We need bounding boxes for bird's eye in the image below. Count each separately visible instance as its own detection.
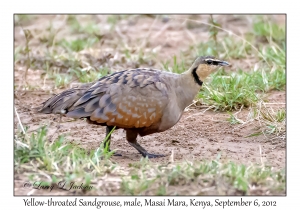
[206,60,212,65]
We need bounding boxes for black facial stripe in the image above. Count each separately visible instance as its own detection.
[192,67,203,86]
[205,59,221,66]
[212,61,219,65]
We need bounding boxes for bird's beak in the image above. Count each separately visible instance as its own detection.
[219,61,230,66]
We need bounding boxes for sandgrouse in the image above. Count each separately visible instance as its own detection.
[37,56,229,158]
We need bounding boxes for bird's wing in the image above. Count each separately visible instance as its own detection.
[66,69,169,128]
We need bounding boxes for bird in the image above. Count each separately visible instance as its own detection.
[37,56,229,158]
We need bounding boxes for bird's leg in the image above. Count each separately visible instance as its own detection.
[104,126,122,156]
[126,130,165,158]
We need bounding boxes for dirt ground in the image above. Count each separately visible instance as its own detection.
[14,15,286,195]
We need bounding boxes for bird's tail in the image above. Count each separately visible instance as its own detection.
[36,82,94,115]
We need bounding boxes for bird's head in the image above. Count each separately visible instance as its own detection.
[189,55,230,86]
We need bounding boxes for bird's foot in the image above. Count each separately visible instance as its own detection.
[127,141,165,158]
[142,152,165,158]
[112,152,122,157]
[108,149,122,156]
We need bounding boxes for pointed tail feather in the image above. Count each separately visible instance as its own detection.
[36,82,94,116]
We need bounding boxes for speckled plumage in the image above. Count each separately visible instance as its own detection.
[37,56,229,158]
